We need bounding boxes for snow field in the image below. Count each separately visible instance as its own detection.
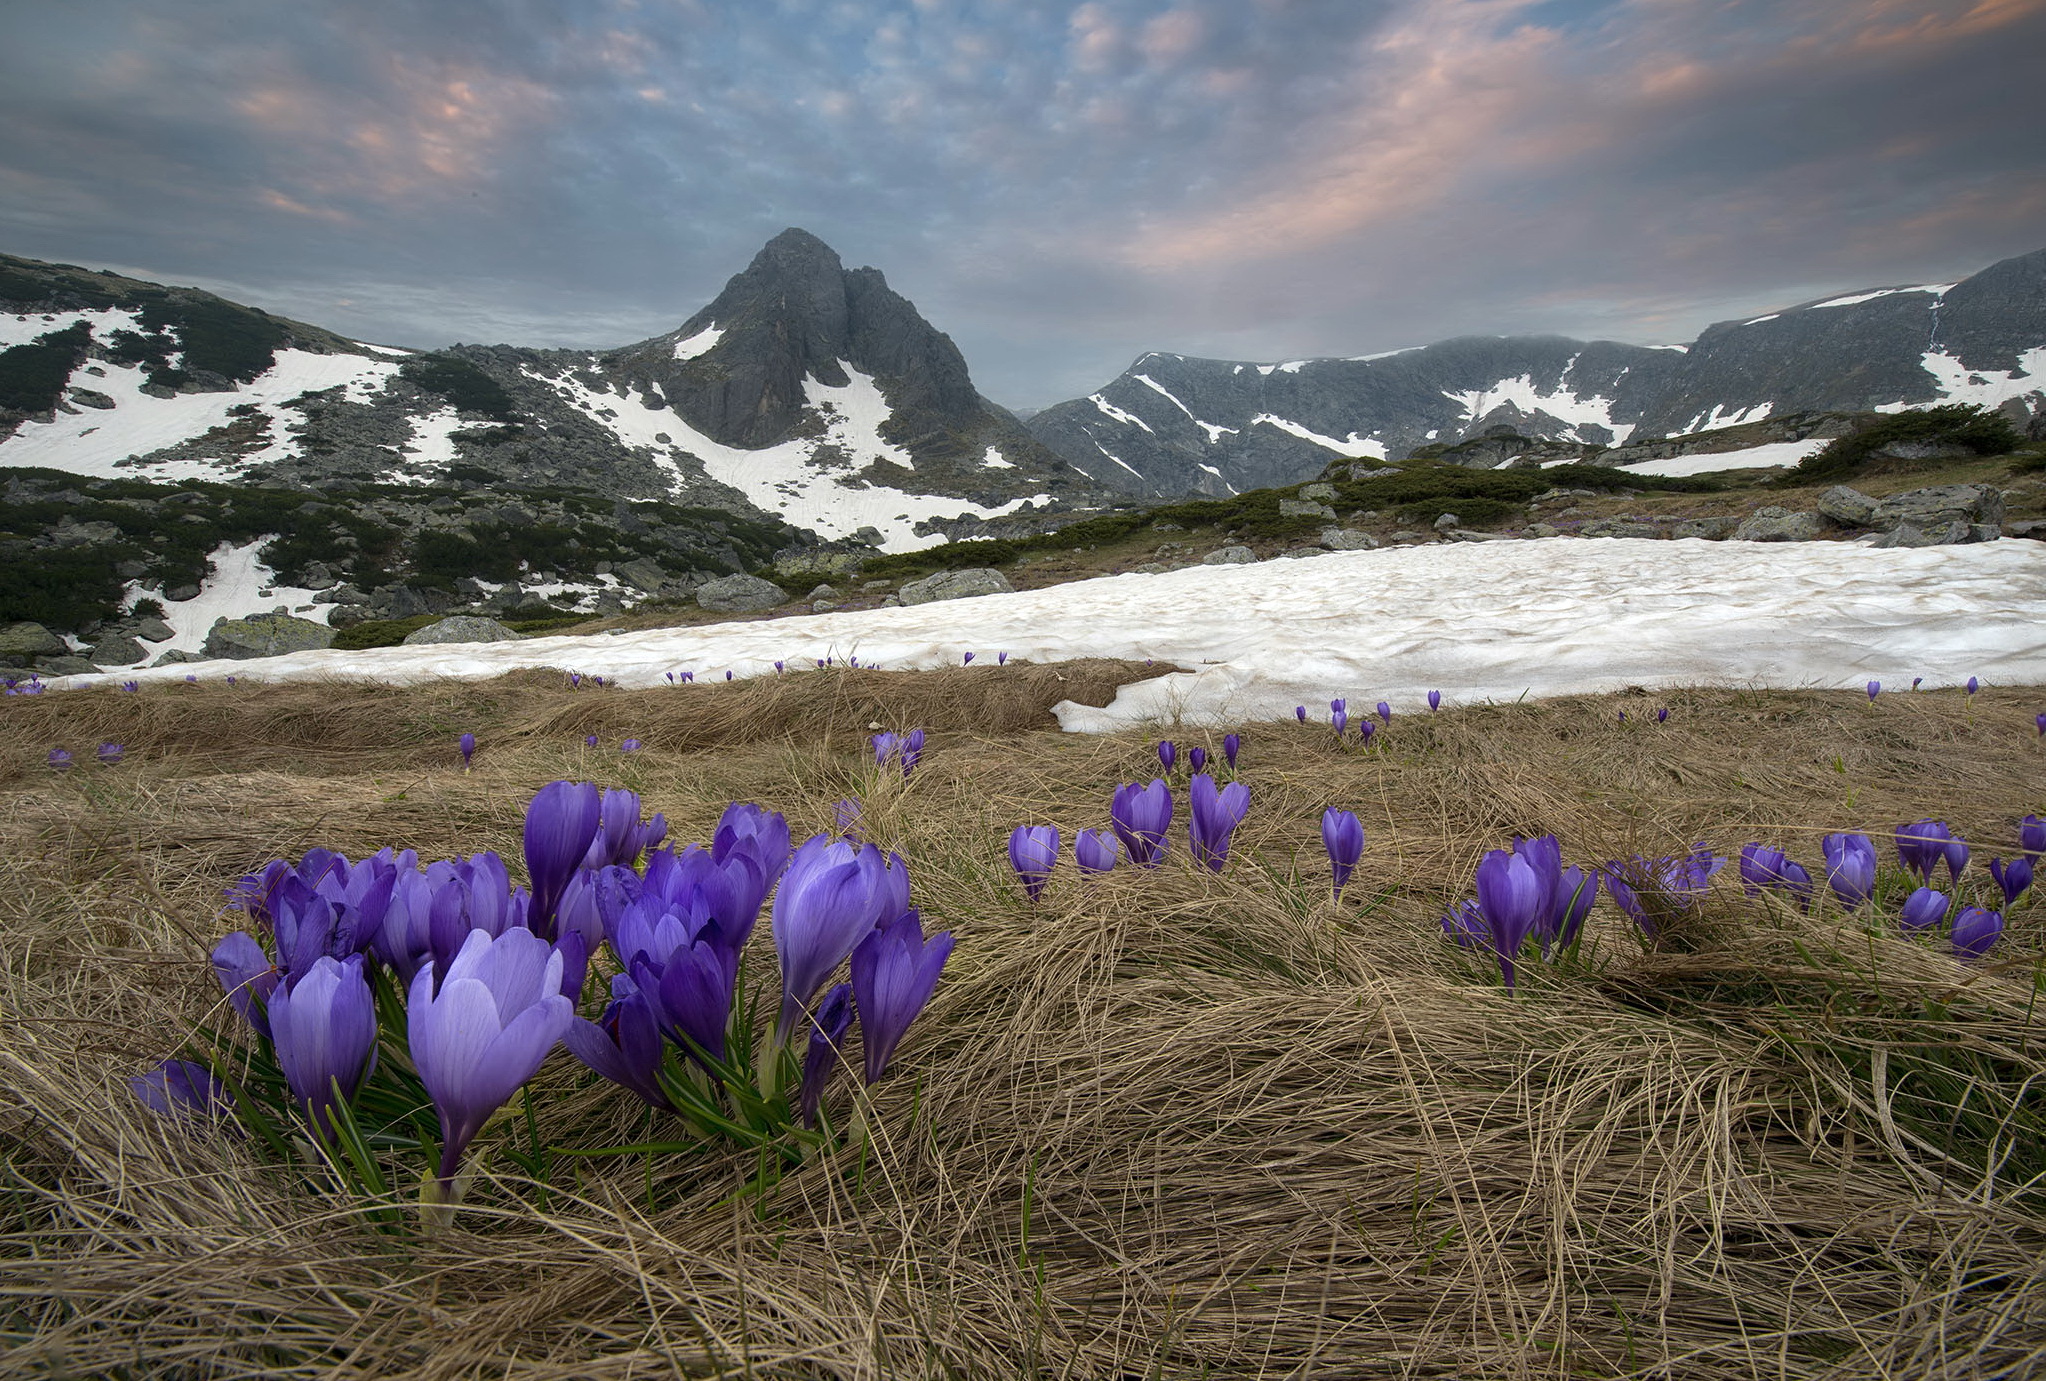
[126,539,336,657]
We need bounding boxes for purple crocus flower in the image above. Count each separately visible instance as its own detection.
[1428,690,1441,711]
[1295,706,1307,723]
[96,742,123,766]
[998,651,1008,665]
[1900,887,1949,932]
[834,798,864,840]
[1656,708,1669,724]
[1376,701,1392,725]
[584,734,599,749]
[1966,676,1979,695]
[269,953,377,1138]
[562,972,674,1111]
[1441,899,1490,948]
[1866,681,1880,700]
[850,909,954,1085]
[2036,713,2046,737]
[962,651,974,665]
[1988,857,2032,907]
[458,732,475,768]
[1896,819,1967,884]
[1822,833,1877,910]
[771,835,908,1044]
[524,781,602,940]
[1074,828,1119,874]
[775,661,785,673]
[211,931,280,1039]
[1331,707,1348,738]
[1109,779,1173,867]
[1357,720,1376,745]
[871,732,901,769]
[48,748,71,770]
[582,787,669,871]
[409,927,573,1193]
[621,738,643,752]
[1188,745,1207,774]
[1474,849,1547,989]
[130,1058,234,1120]
[1188,774,1250,871]
[1554,865,1598,947]
[1223,733,1240,769]
[798,982,855,1127]
[122,680,139,692]
[2020,815,2045,861]
[1157,740,1177,773]
[1009,825,1059,901]
[1739,843,1791,896]
[724,670,733,681]
[1951,907,2003,960]
[1322,808,1364,898]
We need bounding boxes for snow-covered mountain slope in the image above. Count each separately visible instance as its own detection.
[62,538,2046,731]
[1029,248,2046,497]
[0,236,1102,553]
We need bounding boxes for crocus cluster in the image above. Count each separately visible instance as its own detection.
[871,729,926,778]
[1443,835,1599,989]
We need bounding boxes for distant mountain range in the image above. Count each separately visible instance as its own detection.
[1025,247,2046,496]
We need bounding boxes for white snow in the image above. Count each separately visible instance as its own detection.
[1351,346,1423,362]
[1090,394,1153,432]
[388,406,467,482]
[671,325,723,361]
[1088,437,1145,479]
[125,538,335,658]
[1195,421,1239,443]
[1741,314,1781,327]
[1194,463,1237,494]
[980,446,1015,470]
[66,541,2046,734]
[1875,348,2046,413]
[1132,373,1197,420]
[1276,361,1309,374]
[1806,284,1956,312]
[1597,438,1829,477]
[0,347,401,480]
[1,307,146,349]
[354,341,415,357]
[1648,344,1690,353]
[1440,366,1636,444]
[524,361,1045,552]
[1251,414,1387,459]
[1676,402,1774,435]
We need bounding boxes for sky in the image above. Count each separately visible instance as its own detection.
[2,0,2042,411]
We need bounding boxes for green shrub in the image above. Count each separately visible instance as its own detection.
[0,322,92,413]
[137,295,289,384]
[1396,496,1519,528]
[401,355,519,421]
[1793,405,2021,481]
[330,614,443,651]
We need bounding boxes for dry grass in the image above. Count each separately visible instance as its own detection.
[3,668,2044,1378]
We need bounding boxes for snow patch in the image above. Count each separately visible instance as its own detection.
[1195,463,1238,494]
[1741,314,1780,327]
[1351,346,1422,362]
[1132,373,1196,419]
[354,341,414,357]
[124,538,335,658]
[1091,393,1154,432]
[1195,421,1238,443]
[1,307,146,349]
[1806,284,1956,311]
[1676,402,1773,435]
[1876,348,2046,412]
[1440,366,1635,444]
[1250,415,1386,458]
[1610,438,1828,478]
[980,446,1015,470]
[671,324,723,361]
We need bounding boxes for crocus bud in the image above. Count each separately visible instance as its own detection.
[1109,780,1173,867]
[1428,690,1441,711]
[1322,808,1363,898]
[962,651,974,665]
[1187,746,1206,774]
[2021,815,2045,861]
[271,954,376,1138]
[1295,706,1307,723]
[1376,701,1391,724]
[851,910,953,1085]
[1474,850,1545,990]
[1822,832,1876,910]
[458,732,475,768]
[1900,887,1948,932]
[1074,828,1119,874]
[1965,676,1979,694]
[1866,681,1880,700]
[1988,857,2032,907]
[1008,825,1059,901]
[1223,732,1240,768]
[1157,741,1177,773]
[1951,907,2003,961]
[1188,774,1250,871]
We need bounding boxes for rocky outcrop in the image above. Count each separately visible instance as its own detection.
[402,616,523,645]
[1733,508,1824,542]
[897,568,1014,605]
[202,613,336,659]
[695,573,788,613]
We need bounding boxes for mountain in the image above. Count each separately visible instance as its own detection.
[0,231,1098,552]
[1027,247,2046,497]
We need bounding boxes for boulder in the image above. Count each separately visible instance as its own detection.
[1279,499,1337,519]
[1579,519,1662,540]
[149,648,200,667]
[36,655,98,676]
[402,616,523,646]
[1345,464,1401,481]
[132,616,175,642]
[1319,528,1379,551]
[1433,512,1460,531]
[897,568,1014,606]
[614,557,671,594]
[1275,547,1327,559]
[1816,485,1880,528]
[1733,507,1823,542]
[1202,545,1256,565]
[1446,529,1514,542]
[313,583,370,606]
[1872,439,1972,462]
[0,622,67,662]
[1297,482,1337,501]
[1522,523,1562,539]
[695,573,789,613]
[812,600,840,612]
[1672,516,1738,540]
[1869,520,1987,549]
[2010,518,2046,541]
[164,584,201,602]
[202,614,337,660]
[1871,484,2005,532]
[87,636,147,666]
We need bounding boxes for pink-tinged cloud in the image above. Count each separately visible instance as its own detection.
[1138,8,1205,64]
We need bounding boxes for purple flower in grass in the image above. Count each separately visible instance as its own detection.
[775,661,785,673]
[1988,857,2032,908]
[1618,710,1626,723]
[799,982,856,1127]
[1428,690,1441,712]
[1188,774,1250,871]
[1074,828,1119,874]
[270,954,377,1139]
[1866,681,1880,700]
[834,798,864,840]
[1223,733,1240,769]
[1376,701,1392,725]
[409,928,573,1193]
[725,670,733,681]
[211,931,280,1039]
[1295,706,1307,724]
[2036,714,2045,737]
[584,734,599,749]
[131,1059,234,1121]
[1553,865,1599,948]
[851,909,953,1085]
[634,932,735,1067]
[1331,707,1348,738]
[998,651,1008,665]
[524,781,602,940]
[962,651,974,665]
[772,836,908,1045]
[563,973,673,1111]
[1109,779,1173,867]
[1188,746,1207,774]
[582,787,668,871]
[1358,720,1376,745]
[1009,825,1059,901]
[1896,819,1966,884]
[621,738,643,753]
[1441,899,1490,948]
[1900,887,1949,932]
[1740,843,1802,900]
[1966,676,1980,695]
[122,680,139,692]
[2020,815,2045,862]
[1322,809,1363,898]
[1157,740,1177,773]
[1656,708,1669,724]
[1474,849,1547,989]
[458,732,475,767]
[96,742,123,766]
[48,749,71,770]
[1822,833,1877,910]
[1951,908,2003,960]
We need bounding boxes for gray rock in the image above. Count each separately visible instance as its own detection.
[1297,482,1337,501]
[1319,527,1379,551]
[1346,466,1400,481]
[87,636,147,666]
[880,594,900,607]
[0,622,67,661]
[696,573,790,613]
[367,585,440,620]
[1872,439,1972,462]
[314,583,369,606]
[1733,507,1824,542]
[1672,516,1738,540]
[862,579,893,592]
[201,614,337,660]
[2010,518,2046,540]
[36,655,99,676]
[1579,518,1663,540]
[1275,547,1327,559]
[898,567,1014,606]
[615,557,671,594]
[1870,520,1968,548]
[402,616,523,646]
[1279,499,1337,519]
[806,584,840,601]
[1202,545,1257,565]
[1816,485,1879,528]
[812,599,840,612]
[67,388,116,410]
[131,616,175,643]
[164,584,201,602]
[1871,484,2005,532]
[1132,562,1169,574]
[852,526,885,546]
[149,648,200,667]
[1433,512,1461,531]
[1970,524,2003,544]
[1523,523,1562,539]
[1446,529,1514,542]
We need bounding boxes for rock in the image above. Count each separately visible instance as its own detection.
[1319,528,1379,551]
[1816,485,1879,528]
[1202,545,1257,565]
[862,579,893,592]
[36,655,98,676]
[201,613,337,660]
[87,636,147,666]
[131,616,174,643]
[852,526,885,546]
[898,568,1014,606]
[1345,465,1400,481]
[402,616,523,646]
[1871,484,2005,532]
[1672,516,1738,540]
[0,622,67,662]
[163,583,202,602]
[1132,562,1169,574]
[1872,439,1972,462]
[1279,499,1337,519]
[367,585,439,620]
[1733,507,1823,542]
[1433,513,1461,531]
[1446,529,1514,542]
[812,599,840,612]
[149,648,200,667]
[695,573,789,613]
[806,584,840,601]
[1869,520,1969,548]
[1297,482,1337,501]
[1579,519,1662,540]
[2010,518,2046,540]
[1970,524,2003,543]
[67,388,116,410]
[615,557,670,594]
[328,605,377,629]
[1275,547,1327,559]
[1523,523,1561,539]
[314,583,369,606]
[880,594,900,607]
